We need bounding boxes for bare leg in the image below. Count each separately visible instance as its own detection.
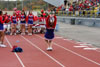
[45,39,49,48]
[49,40,52,48]
[14,24,16,35]
[28,25,30,33]
[1,31,4,44]
[20,24,23,33]
[0,31,7,47]
[30,25,32,33]
[23,25,26,34]
[0,32,2,43]
[11,24,14,35]
[45,39,53,51]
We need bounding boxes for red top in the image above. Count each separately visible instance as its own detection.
[16,10,21,21]
[3,14,10,23]
[26,14,35,22]
[0,15,7,24]
[34,16,38,21]
[20,14,26,21]
[11,15,17,23]
[6,15,11,23]
[46,15,57,29]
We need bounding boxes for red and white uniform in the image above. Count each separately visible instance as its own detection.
[11,15,17,24]
[46,15,57,29]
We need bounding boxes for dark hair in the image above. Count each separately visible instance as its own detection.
[29,11,30,15]
[21,11,26,18]
[48,17,55,27]
[0,10,2,15]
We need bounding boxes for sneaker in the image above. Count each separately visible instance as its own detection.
[0,44,7,48]
[10,33,13,35]
[21,33,25,35]
[47,47,50,51]
[14,33,16,35]
[47,47,53,51]
[28,33,32,36]
[49,47,53,51]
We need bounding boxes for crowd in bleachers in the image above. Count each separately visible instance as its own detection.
[55,0,100,17]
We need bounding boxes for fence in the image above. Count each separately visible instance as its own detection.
[57,16,100,27]
[56,10,100,18]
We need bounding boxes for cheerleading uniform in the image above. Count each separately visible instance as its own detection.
[44,15,57,40]
[0,16,6,31]
[20,14,26,24]
[27,14,34,25]
[11,15,17,24]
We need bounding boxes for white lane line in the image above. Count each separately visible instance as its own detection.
[80,43,92,46]
[84,48,98,50]
[36,35,100,66]
[55,37,63,39]
[63,38,100,53]
[74,45,88,48]
[21,36,65,67]
[5,36,25,67]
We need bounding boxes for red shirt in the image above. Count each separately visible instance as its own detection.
[27,14,35,22]
[34,16,38,21]
[11,15,17,23]
[6,15,11,23]
[46,15,57,29]
[20,14,26,21]
[0,15,6,24]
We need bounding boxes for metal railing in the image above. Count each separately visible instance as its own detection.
[55,10,100,18]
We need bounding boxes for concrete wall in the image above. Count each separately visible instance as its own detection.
[57,16,100,27]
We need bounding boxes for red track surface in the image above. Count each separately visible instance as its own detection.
[0,34,100,67]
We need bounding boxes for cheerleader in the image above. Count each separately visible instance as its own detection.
[20,11,26,35]
[3,12,9,34]
[44,12,57,51]
[0,10,7,47]
[4,14,11,34]
[27,11,35,35]
[11,12,17,35]
[40,10,46,33]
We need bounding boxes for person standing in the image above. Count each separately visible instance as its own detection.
[44,11,57,51]
[0,10,7,47]
[27,11,35,35]
[11,12,17,35]
[20,11,26,35]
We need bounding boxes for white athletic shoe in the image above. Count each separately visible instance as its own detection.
[47,47,53,51]
[10,33,13,35]
[28,33,32,36]
[47,47,50,51]
[49,47,53,51]
[21,33,25,35]
[0,44,7,48]
[14,33,16,35]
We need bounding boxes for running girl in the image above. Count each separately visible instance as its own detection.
[44,12,57,51]
[0,10,8,47]
[11,12,17,35]
[27,11,35,35]
[20,11,26,35]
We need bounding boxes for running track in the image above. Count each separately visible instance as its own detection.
[0,34,100,67]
